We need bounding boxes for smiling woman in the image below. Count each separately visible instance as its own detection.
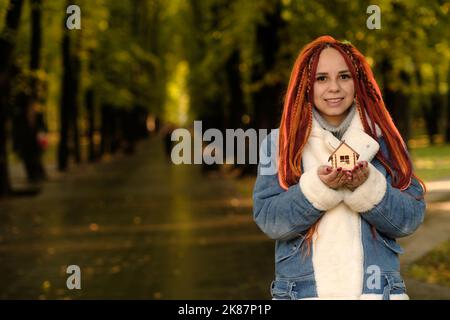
[252,35,426,300]
[313,47,355,126]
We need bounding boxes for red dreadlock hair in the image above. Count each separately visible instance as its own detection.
[278,35,425,253]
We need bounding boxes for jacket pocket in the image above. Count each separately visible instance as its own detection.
[275,235,305,263]
[376,231,404,255]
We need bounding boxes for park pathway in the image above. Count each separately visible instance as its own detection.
[0,138,272,299]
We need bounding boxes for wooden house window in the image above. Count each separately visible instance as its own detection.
[340,155,350,164]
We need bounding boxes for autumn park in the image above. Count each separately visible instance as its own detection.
[0,0,449,300]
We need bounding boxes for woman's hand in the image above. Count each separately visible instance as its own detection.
[318,165,348,190]
[345,161,369,191]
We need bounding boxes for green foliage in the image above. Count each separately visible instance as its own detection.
[3,0,449,131]
[164,60,189,125]
[0,0,11,31]
[406,240,450,287]
[90,0,166,113]
[172,0,448,127]
[6,0,168,132]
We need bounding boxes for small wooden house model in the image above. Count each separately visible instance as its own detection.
[328,140,360,170]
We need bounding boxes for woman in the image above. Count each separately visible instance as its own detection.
[253,35,425,300]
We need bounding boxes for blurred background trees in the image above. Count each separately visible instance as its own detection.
[0,0,448,197]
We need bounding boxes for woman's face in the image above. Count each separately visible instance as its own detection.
[313,47,355,126]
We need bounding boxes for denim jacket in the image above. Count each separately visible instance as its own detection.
[253,129,425,300]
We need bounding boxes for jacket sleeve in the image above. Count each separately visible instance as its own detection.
[252,131,343,240]
[343,140,426,238]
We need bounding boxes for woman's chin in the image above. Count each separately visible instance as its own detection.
[322,108,348,117]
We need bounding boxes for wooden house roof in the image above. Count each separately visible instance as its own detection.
[327,140,360,161]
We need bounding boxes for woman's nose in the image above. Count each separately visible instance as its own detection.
[328,80,340,92]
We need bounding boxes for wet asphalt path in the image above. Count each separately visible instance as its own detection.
[0,138,273,299]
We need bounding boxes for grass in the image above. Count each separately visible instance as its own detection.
[409,142,450,182]
[406,240,450,287]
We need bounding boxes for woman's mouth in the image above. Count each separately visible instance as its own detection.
[324,97,344,106]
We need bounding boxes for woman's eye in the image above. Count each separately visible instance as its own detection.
[340,74,351,80]
[316,76,326,82]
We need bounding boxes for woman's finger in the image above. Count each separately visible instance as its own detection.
[344,171,353,185]
[324,168,340,188]
[361,165,370,182]
[336,169,348,186]
[318,167,340,189]
[318,165,332,176]
[327,167,340,180]
[354,163,364,183]
[358,162,370,181]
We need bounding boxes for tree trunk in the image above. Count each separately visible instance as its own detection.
[30,0,41,70]
[86,89,96,162]
[244,0,284,176]
[71,33,82,164]
[422,72,442,145]
[100,104,118,156]
[225,49,245,128]
[59,4,82,170]
[85,51,97,162]
[251,0,284,130]
[110,108,121,154]
[19,0,46,182]
[71,70,81,164]
[100,105,108,156]
[58,31,71,171]
[380,58,411,146]
[446,68,450,143]
[0,0,24,197]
